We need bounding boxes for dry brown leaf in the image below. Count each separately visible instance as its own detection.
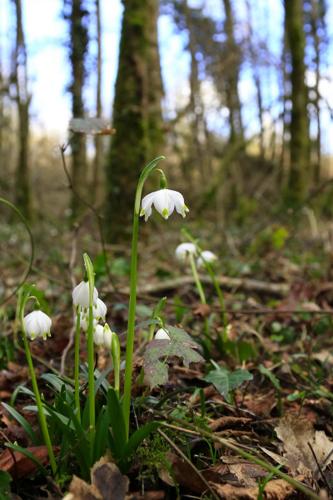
[0,446,52,477]
[68,457,129,500]
[275,415,333,477]
[193,303,211,317]
[211,479,294,499]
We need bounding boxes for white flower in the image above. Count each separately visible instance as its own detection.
[72,281,98,308]
[140,189,189,221]
[23,310,52,341]
[80,312,98,332]
[155,328,170,340]
[93,324,105,346]
[197,250,218,269]
[175,242,197,263]
[102,324,116,349]
[93,298,107,321]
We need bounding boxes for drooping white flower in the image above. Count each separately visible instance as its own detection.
[155,328,170,340]
[23,310,52,341]
[72,281,98,308]
[80,312,98,332]
[197,250,218,269]
[140,189,189,222]
[93,324,105,346]
[93,298,107,321]
[102,323,116,349]
[175,242,197,263]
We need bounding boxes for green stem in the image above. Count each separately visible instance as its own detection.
[83,254,96,458]
[123,213,139,439]
[189,253,206,304]
[123,155,165,440]
[74,308,81,422]
[20,310,57,475]
[111,333,121,396]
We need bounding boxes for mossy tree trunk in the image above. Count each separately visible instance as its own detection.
[284,0,309,205]
[222,0,243,144]
[12,0,31,220]
[106,0,164,240]
[64,0,89,218]
[92,0,102,203]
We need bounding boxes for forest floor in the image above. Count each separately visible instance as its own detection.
[1,212,333,499]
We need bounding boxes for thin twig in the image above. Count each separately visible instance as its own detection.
[59,143,117,291]
[157,429,219,500]
[308,441,332,494]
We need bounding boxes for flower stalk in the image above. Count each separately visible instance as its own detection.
[123,155,166,439]
[83,253,96,456]
[74,308,81,422]
[18,292,57,475]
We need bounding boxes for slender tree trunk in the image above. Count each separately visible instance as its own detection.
[92,0,102,203]
[184,0,206,181]
[310,0,321,183]
[284,0,309,205]
[222,0,243,144]
[66,0,88,218]
[245,0,264,157]
[106,0,164,240]
[12,0,31,219]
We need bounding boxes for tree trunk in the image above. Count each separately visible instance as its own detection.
[106,0,164,240]
[92,0,102,203]
[284,0,309,205]
[222,0,243,144]
[66,0,88,218]
[12,0,31,220]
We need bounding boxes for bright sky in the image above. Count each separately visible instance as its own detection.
[1,0,332,152]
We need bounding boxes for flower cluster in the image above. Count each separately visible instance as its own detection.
[175,242,217,269]
[72,281,117,349]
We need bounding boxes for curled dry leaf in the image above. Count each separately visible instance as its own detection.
[275,415,333,478]
[0,446,51,478]
[67,457,129,500]
[211,479,294,500]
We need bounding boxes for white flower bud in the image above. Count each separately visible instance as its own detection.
[72,281,98,308]
[93,324,105,346]
[175,242,197,263]
[23,310,52,341]
[155,328,170,340]
[197,250,218,269]
[140,189,189,221]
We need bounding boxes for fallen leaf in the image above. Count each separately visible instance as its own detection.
[0,446,51,477]
[211,479,294,499]
[68,457,129,500]
[275,415,333,477]
[193,303,211,317]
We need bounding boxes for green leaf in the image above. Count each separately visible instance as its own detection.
[93,406,109,461]
[107,388,127,460]
[143,325,204,388]
[204,362,253,402]
[0,470,11,497]
[2,403,38,445]
[124,421,159,458]
[259,364,281,392]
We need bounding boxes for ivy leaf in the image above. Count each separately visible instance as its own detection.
[143,326,203,388]
[204,361,253,402]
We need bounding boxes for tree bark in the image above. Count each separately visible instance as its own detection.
[222,0,243,144]
[12,0,31,220]
[106,0,164,241]
[66,0,89,218]
[92,0,102,203]
[284,0,309,205]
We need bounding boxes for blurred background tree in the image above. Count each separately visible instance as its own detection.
[0,0,332,232]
